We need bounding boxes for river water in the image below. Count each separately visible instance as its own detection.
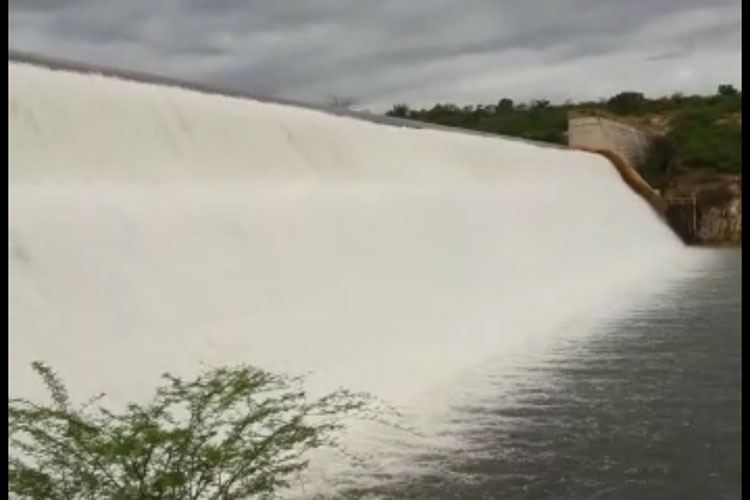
[352,249,741,500]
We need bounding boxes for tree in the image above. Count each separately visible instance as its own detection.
[530,99,550,110]
[718,84,739,96]
[9,361,392,500]
[670,92,686,105]
[496,98,514,113]
[606,91,646,115]
[388,103,411,118]
[327,96,357,109]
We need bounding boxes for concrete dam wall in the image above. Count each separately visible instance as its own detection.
[568,115,654,169]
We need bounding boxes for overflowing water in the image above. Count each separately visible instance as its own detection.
[8,61,719,496]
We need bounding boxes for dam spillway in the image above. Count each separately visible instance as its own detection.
[7,57,700,493]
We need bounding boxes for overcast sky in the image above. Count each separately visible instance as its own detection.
[8,0,742,111]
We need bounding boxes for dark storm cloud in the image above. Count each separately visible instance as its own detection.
[8,0,742,109]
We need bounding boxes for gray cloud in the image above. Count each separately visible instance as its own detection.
[647,50,692,62]
[9,0,742,110]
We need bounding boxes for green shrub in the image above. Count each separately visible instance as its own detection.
[668,110,741,173]
[9,362,390,500]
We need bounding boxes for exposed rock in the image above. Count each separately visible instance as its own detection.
[665,176,741,245]
[697,198,742,245]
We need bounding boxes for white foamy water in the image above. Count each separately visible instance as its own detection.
[8,61,705,495]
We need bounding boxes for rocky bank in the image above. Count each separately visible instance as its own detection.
[666,177,742,246]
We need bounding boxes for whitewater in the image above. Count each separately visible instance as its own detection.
[8,60,709,495]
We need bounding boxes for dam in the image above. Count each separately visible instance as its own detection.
[8,57,738,498]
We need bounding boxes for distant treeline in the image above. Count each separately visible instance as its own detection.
[386,85,742,175]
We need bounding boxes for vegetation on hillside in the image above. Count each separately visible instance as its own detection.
[386,85,742,179]
[9,361,392,500]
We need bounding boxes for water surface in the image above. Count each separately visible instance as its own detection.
[358,249,741,500]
